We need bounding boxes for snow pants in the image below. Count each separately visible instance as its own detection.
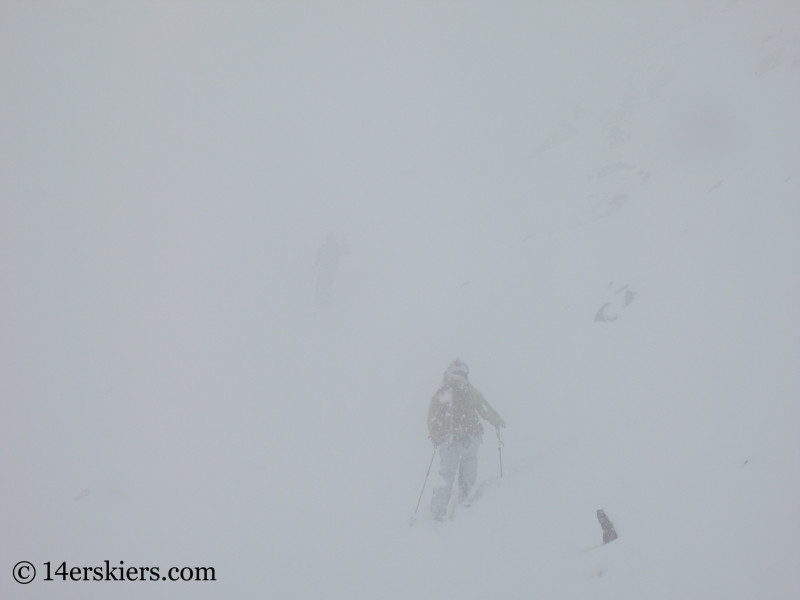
[431,437,481,519]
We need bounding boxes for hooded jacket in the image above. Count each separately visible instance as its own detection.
[427,372,505,445]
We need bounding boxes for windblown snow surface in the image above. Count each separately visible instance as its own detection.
[2,2,799,599]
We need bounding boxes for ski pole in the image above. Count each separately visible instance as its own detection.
[414,446,438,515]
[496,426,504,479]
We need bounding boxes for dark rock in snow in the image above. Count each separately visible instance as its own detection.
[597,509,618,544]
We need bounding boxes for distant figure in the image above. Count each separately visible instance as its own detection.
[427,359,505,521]
[313,233,348,306]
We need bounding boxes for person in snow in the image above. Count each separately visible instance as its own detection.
[313,232,348,306]
[428,359,505,520]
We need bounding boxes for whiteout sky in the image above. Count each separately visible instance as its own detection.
[2,2,799,599]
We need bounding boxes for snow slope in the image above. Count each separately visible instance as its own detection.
[2,2,799,599]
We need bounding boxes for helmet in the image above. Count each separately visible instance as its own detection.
[446,359,469,378]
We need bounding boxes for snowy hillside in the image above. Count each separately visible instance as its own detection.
[2,2,799,599]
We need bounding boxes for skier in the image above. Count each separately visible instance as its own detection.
[313,232,348,306]
[428,359,505,521]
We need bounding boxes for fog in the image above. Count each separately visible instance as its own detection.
[2,2,799,599]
